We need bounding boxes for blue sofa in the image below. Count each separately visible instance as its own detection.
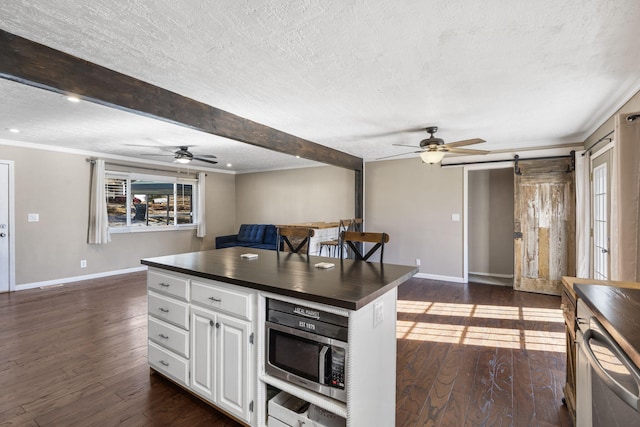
[215,224,279,251]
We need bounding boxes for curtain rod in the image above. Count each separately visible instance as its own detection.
[441,153,574,168]
[582,130,614,156]
[85,158,205,176]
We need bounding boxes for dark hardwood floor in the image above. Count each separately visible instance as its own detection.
[0,273,570,426]
[396,278,571,427]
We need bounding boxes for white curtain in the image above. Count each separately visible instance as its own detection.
[574,150,590,278]
[611,112,640,281]
[87,159,110,244]
[196,172,207,238]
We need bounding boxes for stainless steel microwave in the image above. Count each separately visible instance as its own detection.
[265,299,348,402]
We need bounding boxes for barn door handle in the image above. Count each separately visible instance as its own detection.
[513,232,523,239]
[602,248,609,254]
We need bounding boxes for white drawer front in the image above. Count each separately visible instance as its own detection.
[191,280,253,320]
[148,316,189,358]
[148,341,189,387]
[148,270,189,301]
[148,291,189,329]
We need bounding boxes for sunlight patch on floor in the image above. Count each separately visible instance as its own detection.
[397,300,564,323]
[396,300,565,352]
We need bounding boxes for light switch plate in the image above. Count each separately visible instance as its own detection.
[451,213,460,222]
[28,213,39,222]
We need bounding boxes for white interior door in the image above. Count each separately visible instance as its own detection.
[591,151,611,280]
[0,162,11,292]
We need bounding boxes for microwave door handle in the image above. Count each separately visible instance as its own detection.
[583,327,640,412]
[319,345,329,385]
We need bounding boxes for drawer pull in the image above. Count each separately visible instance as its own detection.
[208,296,222,302]
[159,282,170,287]
[158,333,169,339]
[159,360,169,367]
[159,307,170,313]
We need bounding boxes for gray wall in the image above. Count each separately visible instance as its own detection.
[366,158,464,279]
[468,168,514,276]
[235,166,355,226]
[0,144,236,287]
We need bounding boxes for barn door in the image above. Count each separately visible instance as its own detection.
[514,158,575,295]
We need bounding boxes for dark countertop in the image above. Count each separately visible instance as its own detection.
[574,283,640,369]
[141,247,418,310]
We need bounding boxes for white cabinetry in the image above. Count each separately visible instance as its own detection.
[147,270,190,387]
[147,269,256,425]
[191,306,252,422]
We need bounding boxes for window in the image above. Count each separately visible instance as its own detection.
[106,171,199,232]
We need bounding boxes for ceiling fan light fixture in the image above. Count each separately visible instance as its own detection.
[174,157,191,164]
[420,150,446,164]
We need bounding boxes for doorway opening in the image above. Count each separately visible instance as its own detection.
[465,166,514,286]
[0,160,15,293]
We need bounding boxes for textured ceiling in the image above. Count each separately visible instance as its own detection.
[1,1,640,172]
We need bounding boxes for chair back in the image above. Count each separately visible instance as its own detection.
[350,218,364,232]
[340,231,389,262]
[277,227,315,254]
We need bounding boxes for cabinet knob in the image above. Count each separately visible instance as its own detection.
[216,322,220,329]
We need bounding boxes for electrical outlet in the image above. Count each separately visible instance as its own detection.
[80,260,87,268]
[416,258,421,266]
[28,213,39,222]
[373,301,384,327]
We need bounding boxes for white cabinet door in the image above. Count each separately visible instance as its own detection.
[217,312,252,423]
[191,307,217,402]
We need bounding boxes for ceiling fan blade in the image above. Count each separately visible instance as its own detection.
[192,157,218,165]
[376,150,423,160]
[139,153,173,157]
[392,143,422,148]
[447,147,491,155]
[194,154,217,159]
[444,138,486,148]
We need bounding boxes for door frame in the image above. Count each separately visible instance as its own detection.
[589,142,614,279]
[0,160,16,292]
[463,163,513,284]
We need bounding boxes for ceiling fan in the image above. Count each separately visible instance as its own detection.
[141,145,218,165]
[380,126,489,164]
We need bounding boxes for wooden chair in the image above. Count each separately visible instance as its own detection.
[319,219,352,257]
[277,227,315,254]
[340,231,389,262]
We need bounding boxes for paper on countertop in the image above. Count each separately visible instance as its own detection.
[240,253,259,259]
[314,262,335,269]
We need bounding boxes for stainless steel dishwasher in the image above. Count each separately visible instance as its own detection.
[576,299,640,426]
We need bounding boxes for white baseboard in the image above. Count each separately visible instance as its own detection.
[414,272,465,283]
[15,266,148,291]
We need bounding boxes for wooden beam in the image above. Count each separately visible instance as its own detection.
[0,29,363,171]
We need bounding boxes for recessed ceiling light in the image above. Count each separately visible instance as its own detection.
[295,155,300,159]
[9,128,20,133]
[67,96,80,103]
[226,163,232,167]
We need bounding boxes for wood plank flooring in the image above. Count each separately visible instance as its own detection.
[396,278,571,427]
[0,273,570,426]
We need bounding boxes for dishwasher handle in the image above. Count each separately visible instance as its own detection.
[582,323,640,412]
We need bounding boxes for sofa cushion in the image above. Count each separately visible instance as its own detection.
[237,224,266,243]
[263,225,278,245]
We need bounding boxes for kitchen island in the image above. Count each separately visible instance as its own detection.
[142,247,417,426]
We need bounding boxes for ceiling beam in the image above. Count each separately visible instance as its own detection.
[0,29,363,171]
